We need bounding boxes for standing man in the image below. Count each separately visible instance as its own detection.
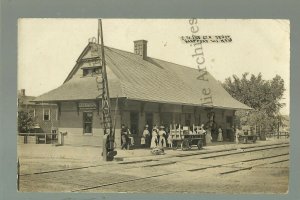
[121,124,128,150]
[158,126,167,148]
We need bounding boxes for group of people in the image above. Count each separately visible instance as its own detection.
[121,123,230,150]
[201,125,224,144]
[150,125,169,148]
[140,125,172,149]
[142,123,223,148]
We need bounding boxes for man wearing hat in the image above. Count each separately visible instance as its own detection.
[121,124,128,150]
[158,126,167,148]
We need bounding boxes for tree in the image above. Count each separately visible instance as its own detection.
[222,73,285,139]
[18,111,34,133]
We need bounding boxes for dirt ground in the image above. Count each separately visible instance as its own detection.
[18,138,289,194]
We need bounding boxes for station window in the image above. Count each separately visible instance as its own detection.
[145,112,153,131]
[82,67,100,77]
[185,113,191,127]
[130,112,139,134]
[226,116,233,124]
[197,114,202,125]
[83,112,93,134]
[43,109,50,121]
[161,112,172,129]
[226,116,233,128]
[174,113,181,124]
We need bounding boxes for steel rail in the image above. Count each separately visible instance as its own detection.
[70,151,289,192]
[19,142,289,176]
[71,154,289,192]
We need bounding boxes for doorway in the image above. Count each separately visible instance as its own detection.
[145,112,153,133]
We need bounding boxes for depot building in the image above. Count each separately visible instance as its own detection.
[34,40,251,147]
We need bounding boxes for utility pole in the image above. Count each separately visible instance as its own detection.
[97,19,117,161]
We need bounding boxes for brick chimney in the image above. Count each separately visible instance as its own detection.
[134,40,147,59]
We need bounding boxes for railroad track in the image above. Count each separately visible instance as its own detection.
[71,153,289,192]
[20,142,289,176]
[19,142,289,192]
[69,143,289,192]
[174,142,289,157]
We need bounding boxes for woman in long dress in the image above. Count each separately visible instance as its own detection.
[167,133,173,148]
[217,127,223,142]
[141,125,150,148]
[205,128,213,144]
[150,128,158,148]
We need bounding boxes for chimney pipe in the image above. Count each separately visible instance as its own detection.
[134,40,147,59]
[20,89,25,96]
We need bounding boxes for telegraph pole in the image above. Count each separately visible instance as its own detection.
[97,19,117,161]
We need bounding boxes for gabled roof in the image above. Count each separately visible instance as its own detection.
[18,94,57,106]
[18,94,36,105]
[34,42,251,110]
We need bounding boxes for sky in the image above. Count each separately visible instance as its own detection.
[18,19,290,115]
